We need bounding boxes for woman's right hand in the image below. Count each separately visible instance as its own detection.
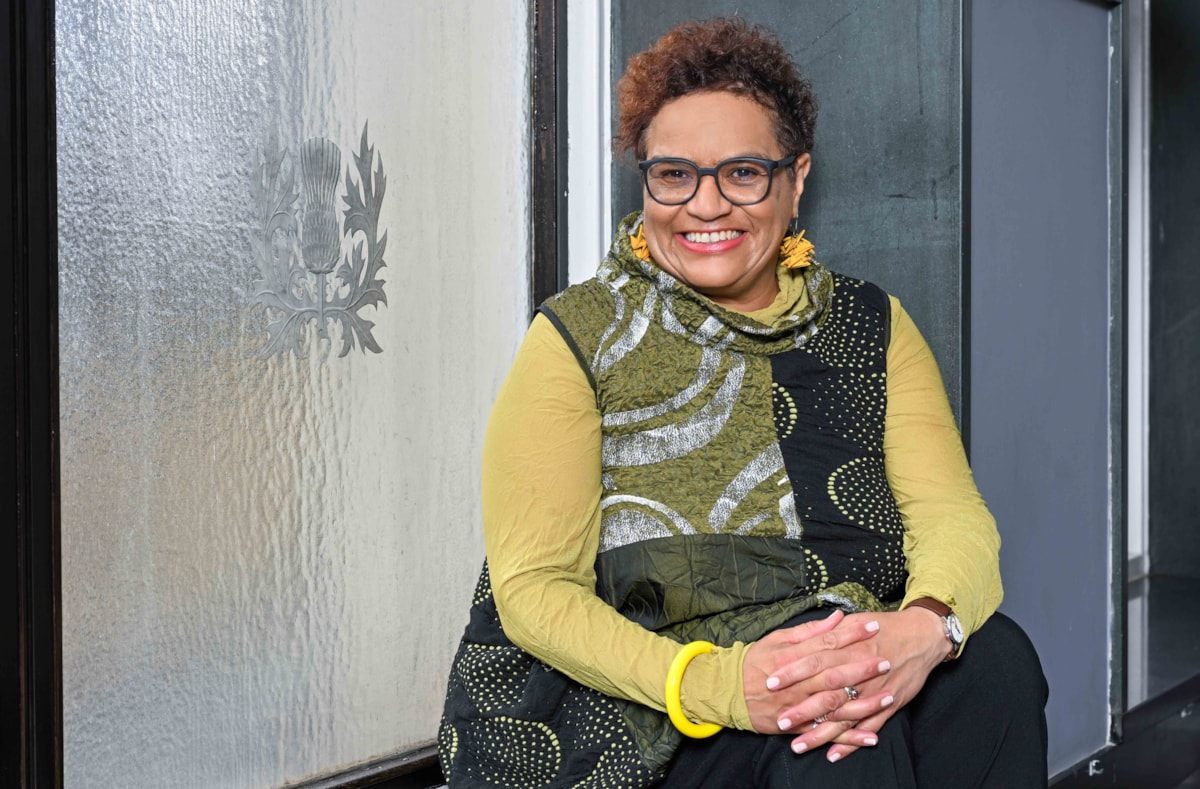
[742,609,894,738]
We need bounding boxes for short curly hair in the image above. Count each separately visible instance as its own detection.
[615,17,817,161]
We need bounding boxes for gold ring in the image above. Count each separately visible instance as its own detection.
[845,686,859,701]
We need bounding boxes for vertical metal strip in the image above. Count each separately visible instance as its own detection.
[1,0,63,785]
[530,0,568,316]
[1108,0,1129,745]
[960,0,972,456]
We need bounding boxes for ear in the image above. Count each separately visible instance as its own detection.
[790,153,812,213]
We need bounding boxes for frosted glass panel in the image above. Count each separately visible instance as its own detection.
[56,2,529,786]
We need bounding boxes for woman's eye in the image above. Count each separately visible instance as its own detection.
[727,165,766,181]
[657,169,692,182]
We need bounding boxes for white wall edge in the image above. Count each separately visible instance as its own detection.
[566,0,612,285]
[1125,0,1150,570]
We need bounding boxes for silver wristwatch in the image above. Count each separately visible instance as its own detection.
[907,597,964,661]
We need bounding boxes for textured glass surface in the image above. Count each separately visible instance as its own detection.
[56,2,529,786]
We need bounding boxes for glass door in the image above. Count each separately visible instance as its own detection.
[54,2,530,785]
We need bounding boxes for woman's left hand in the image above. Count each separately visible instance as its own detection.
[772,607,950,761]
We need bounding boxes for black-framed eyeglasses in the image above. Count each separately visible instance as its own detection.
[637,154,797,206]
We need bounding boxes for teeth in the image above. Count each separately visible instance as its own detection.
[684,230,743,243]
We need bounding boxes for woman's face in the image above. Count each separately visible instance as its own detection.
[641,90,811,313]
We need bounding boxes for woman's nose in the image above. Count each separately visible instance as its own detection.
[687,173,732,218]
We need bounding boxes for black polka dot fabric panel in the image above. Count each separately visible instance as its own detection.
[769,278,907,604]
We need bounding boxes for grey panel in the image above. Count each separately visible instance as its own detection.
[1149,0,1200,579]
[56,1,529,786]
[611,0,964,419]
[969,0,1114,774]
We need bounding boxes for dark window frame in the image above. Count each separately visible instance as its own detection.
[3,0,63,786]
[529,0,568,313]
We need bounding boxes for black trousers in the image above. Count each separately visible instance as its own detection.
[659,612,1049,788]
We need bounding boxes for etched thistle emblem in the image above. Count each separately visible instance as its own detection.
[250,123,388,358]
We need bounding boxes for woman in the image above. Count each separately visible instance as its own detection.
[440,17,1047,788]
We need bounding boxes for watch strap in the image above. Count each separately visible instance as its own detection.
[906,596,951,618]
[906,597,960,661]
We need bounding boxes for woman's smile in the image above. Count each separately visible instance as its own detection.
[677,229,747,250]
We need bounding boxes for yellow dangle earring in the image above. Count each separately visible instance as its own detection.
[630,221,652,263]
[780,217,815,269]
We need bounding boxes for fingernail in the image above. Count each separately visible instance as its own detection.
[882,694,895,707]
[824,609,839,619]
[793,741,808,754]
[878,660,891,673]
[865,620,880,633]
[778,718,792,731]
[864,736,878,746]
[766,676,780,690]
[828,752,842,763]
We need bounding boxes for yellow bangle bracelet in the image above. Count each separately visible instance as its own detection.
[664,641,723,738]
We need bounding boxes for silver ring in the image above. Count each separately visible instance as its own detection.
[813,714,829,725]
[811,721,819,730]
[844,686,859,702]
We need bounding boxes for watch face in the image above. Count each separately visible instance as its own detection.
[946,613,965,645]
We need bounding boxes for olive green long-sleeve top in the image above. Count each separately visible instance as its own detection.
[482,285,1002,732]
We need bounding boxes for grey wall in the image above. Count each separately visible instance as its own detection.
[969,0,1115,774]
[611,0,966,421]
[1149,0,1200,578]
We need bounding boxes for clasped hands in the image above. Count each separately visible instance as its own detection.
[742,607,948,763]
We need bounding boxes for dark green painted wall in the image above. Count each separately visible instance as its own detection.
[1149,0,1200,579]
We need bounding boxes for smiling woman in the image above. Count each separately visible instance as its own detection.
[439,16,1048,789]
